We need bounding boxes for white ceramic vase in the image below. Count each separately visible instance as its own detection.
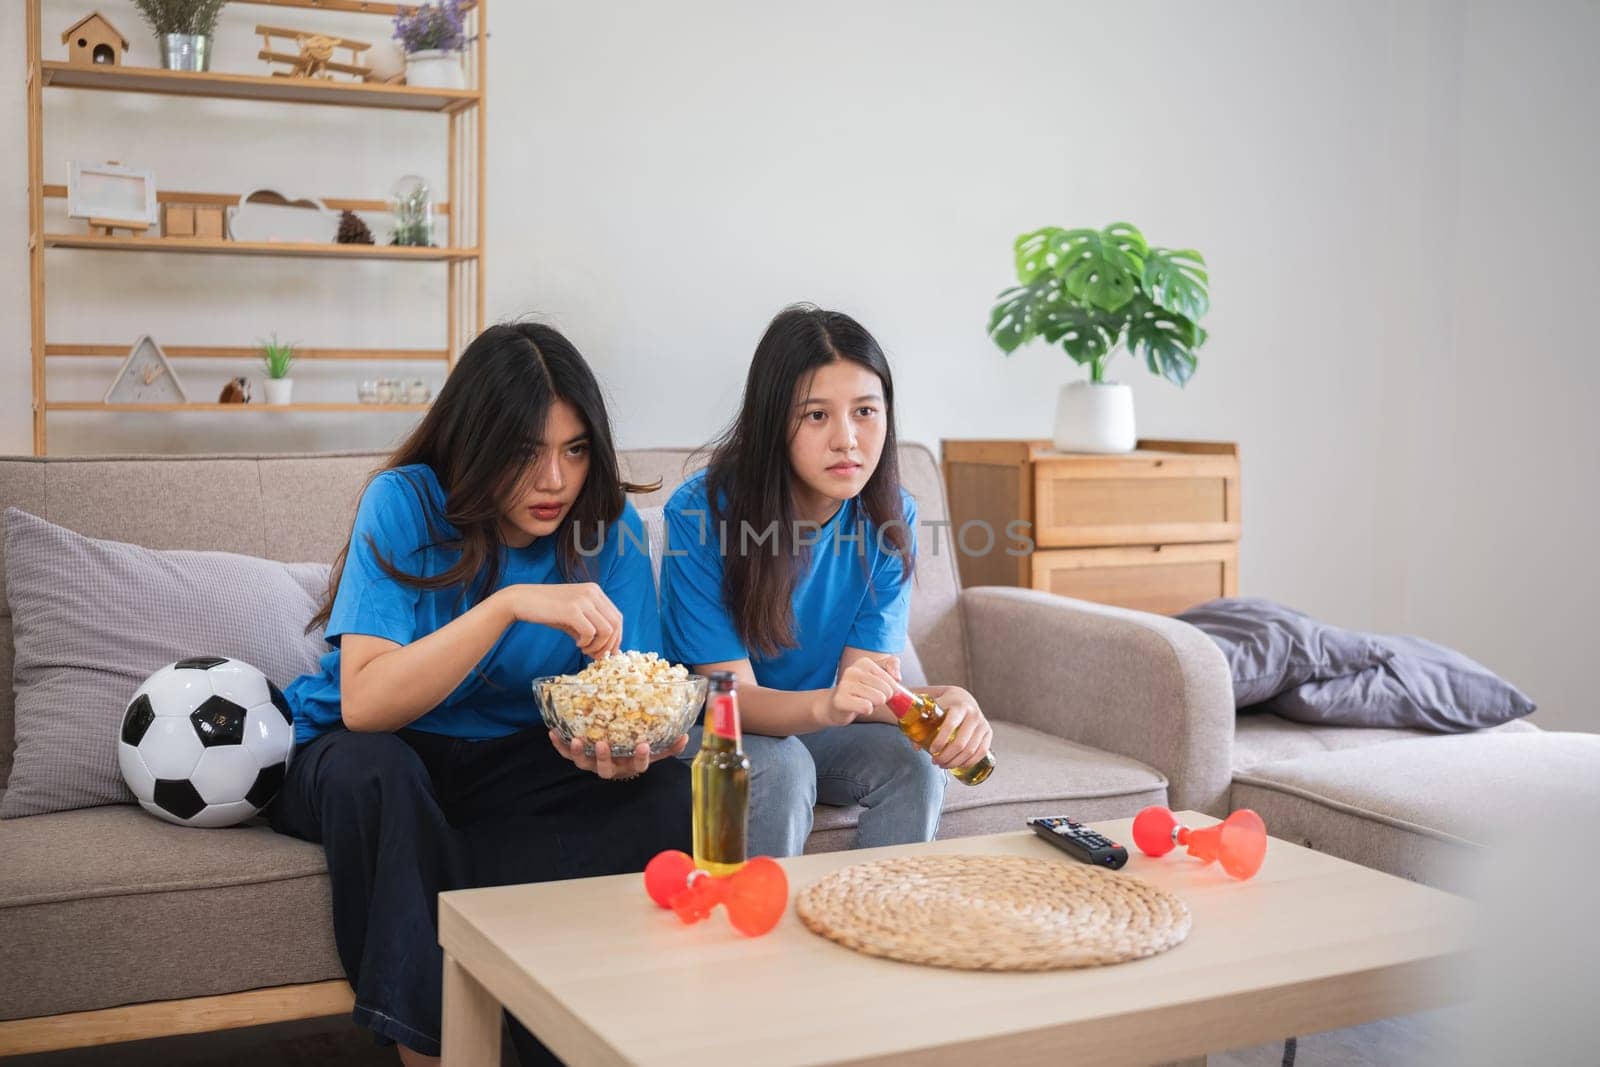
[1053,381,1136,453]
[404,50,464,90]
[262,378,294,405]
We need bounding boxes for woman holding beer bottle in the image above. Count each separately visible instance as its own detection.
[660,304,995,858]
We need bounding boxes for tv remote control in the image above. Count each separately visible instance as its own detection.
[1027,815,1129,869]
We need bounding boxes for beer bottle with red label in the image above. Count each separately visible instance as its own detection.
[886,684,996,785]
[691,671,751,875]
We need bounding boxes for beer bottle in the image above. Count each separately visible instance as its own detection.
[691,671,751,875]
[886,684,996,786]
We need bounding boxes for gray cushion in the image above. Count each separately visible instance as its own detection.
[0,801,341,1019]
[1,508,330,819]
[1181,597,1535,731]
[1265,632,1536,732]
[1231,732,1600,892]
[1233,710,1539,772]
[803,720,1167,852]
[1177,597,1382,706]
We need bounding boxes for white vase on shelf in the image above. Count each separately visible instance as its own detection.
[1052,381,1136,453]
[404,50,464,90]
[262,378,294,405]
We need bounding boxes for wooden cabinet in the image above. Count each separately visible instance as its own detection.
[941,439,1241,615]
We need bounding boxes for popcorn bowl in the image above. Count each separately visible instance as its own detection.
[533,673,708,757]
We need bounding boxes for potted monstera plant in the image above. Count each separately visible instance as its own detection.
[989,222,1210,453]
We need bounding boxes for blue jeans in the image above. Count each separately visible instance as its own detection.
[680,722,946,856]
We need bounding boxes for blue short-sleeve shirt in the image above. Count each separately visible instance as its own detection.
[284,464,661,744]
[659,469,916,691]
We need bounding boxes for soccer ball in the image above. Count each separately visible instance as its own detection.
[117,657,294,828]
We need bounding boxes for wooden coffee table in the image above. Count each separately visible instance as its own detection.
[437,813,1473,1066]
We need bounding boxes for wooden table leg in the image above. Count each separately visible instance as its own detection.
[442,953,501,1066]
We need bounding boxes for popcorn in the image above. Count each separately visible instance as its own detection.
[542,650,694,752]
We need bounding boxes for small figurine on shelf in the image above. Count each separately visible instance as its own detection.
[388,176,433,247]
[259,334,296,405]
[336,209,375,245]
[60,12,130,66]
[218,376,251,404]
[256,25,373,81]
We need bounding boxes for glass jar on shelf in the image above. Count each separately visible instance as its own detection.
[375,378,399,404]
[389,175,434,247]
[405,377,431,405]
[358,380,379,405]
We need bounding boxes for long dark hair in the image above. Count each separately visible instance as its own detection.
[704,304,911,658]
[309,322,655,634]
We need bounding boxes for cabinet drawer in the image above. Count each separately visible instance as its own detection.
[1032,454,1239,548]
[1031,543,1237,616]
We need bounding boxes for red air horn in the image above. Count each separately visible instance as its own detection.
[1132,806,1268,880]
[644,851,788,937]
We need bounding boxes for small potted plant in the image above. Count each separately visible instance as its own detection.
[989,221,1211,453]
[393,0,467,90]
[259,334,296,405]
[132,0,228,71]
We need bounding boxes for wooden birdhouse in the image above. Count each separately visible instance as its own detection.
[61,12,129,67]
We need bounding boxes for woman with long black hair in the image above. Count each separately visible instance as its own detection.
[271,322,689,1066]
[660,304,993,856]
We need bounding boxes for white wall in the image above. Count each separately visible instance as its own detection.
[2,1,1593,729]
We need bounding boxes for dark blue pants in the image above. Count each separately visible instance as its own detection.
[270,725,691,1061]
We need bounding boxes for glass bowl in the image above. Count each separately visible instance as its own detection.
[533,674,707,757]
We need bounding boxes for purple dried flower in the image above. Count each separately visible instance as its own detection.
[393,0,466,54]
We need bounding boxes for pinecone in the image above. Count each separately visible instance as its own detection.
[336,209,375,245]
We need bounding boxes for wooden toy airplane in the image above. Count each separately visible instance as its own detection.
[256,25,373,81]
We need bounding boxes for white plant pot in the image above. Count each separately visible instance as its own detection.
[404,50,464,90]
[262,378,294,405]
[1053,381,1136,453]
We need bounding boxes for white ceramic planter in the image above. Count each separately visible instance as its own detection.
[404,50,465,90]
[262,378,294,405]
[1053,381,1136,453]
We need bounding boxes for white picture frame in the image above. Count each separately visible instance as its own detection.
[67,161,158,226]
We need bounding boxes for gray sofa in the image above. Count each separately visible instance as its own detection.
[0,444,1225,1048]
[3,445,1592,1053]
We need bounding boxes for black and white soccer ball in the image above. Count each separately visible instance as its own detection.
[116,657,294,828]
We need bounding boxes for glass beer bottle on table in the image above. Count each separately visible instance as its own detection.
[691,671,751,875]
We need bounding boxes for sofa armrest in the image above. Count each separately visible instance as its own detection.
[960,587,1235,815]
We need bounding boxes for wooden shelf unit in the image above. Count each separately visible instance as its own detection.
[942,438,1242,616]
[24,0,489,454]
[40,60,481,112]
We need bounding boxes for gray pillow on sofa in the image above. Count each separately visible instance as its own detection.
[1265,633,1536,732]
[1176,597,1382,706]
[1,508,330,819]
[1180,597,1535,731]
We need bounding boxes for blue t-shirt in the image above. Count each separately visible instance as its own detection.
[659,469,916,691]
[285,464,661,744]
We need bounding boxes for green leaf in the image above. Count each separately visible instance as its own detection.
[988,278,1055,353]
[1013,228,1064,283]
[1049,225,1146,313]
[1037,297,1119,366]
[1125,296,1202,386]
[1143,247,1210,320]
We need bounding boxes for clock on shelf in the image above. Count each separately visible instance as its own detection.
[104,335,189,404]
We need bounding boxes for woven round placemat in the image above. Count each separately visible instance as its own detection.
[795,854,1190,971]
